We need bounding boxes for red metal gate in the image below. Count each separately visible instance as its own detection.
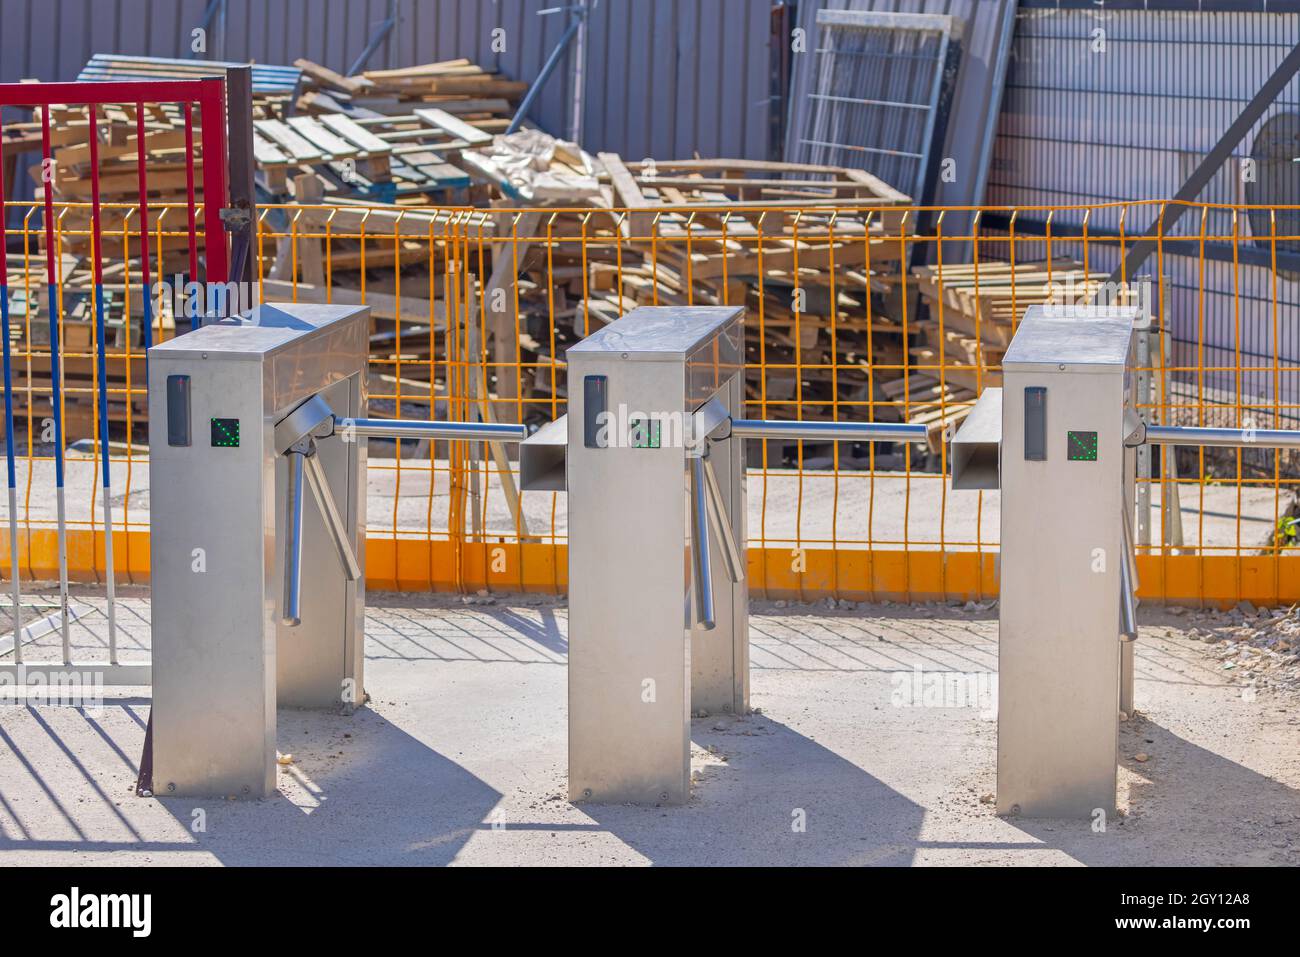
[0,77,227,680]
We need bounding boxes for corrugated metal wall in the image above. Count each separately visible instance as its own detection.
[0,0,774,160]
[989,5,1300,408]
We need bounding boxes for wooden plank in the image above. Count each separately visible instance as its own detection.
[257,279,445,326]
[414,108,494,146]
[297,90,387,120]
[365,66,489,90]
[843,168,912,204]
[293,202,448,233]
[425,98,511,115]
[659,237,898,279]
[599,152,654,239]
[387,160,431,186]
[424,77,529,97]
[251,132,290,166]
[633,176,876,193]
[484,211,542,409]
[55,129,190,168]
[253,119,324,162]
[401,156,472,189]
[293,58,371,95]
[461,283,533,541]
[361,59,474,80]
[287,115,360,158]
[317,113,393,155]
[52,168,197,199]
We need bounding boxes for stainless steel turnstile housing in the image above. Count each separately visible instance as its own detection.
[565,305,749,804]
[995,307,1137,817]
[532,305,926,805]
[148,303,369,798]
[952,303,1300,818]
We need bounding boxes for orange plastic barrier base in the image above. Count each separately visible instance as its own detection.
[4,527,1300,609]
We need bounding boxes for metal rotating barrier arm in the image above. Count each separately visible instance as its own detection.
[282,441,309,626]
[276,396,529,627]
[684,405,928,628]
[345,419,531,443]
[728,420,928,443]
[700,450,746,585]
[1119,501,1139,641]
[303,450,363,583]
[1117,421,1300,638]
[1142,424,1300,449]
[689,456,717,630]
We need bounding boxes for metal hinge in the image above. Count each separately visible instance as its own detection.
[220,202,252,231]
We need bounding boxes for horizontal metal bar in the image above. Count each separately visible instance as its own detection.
[978,212,1300,276]
[797,138,925,160]
[0,601,89,659]
[806,92,933,111]
[0,662,151,686]
[816,8,956,35]
[1018,0,1300,13]
[812,47,944,64]
[0,79,222,107]
[1144,425,1300,450]
[729,420,928,442]
[347,418,529,443]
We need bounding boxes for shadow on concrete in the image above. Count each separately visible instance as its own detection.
[365,601,567,664]
[1004,715,1300,866]
[492,606,567,656]
[0,702,501,865]
[566,715,932,866]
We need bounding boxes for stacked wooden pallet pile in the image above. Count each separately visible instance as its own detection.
[75,53,300,116]
[27,101,219,273]
[491,157,920,456]
[21,55,523,276]
[906,258,1114,450]
[9,55,927,463]
[273,58,527,203]
[11,55,300,273]
[1,252,174,441]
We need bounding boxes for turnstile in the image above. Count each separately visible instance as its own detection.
[147,303,525,798]
[951,304,1300,818]
[522,306,925,804]
[148,302,923,803]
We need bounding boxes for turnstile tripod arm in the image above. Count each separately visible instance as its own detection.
[345,418,528,443]
[700,453,745,585]
[1119,557,1138,642]
[689,456,715,631]
[281,435,360,629]
[728,419,927,443]
[1143,424,1300,449]
[282,447,307,627]
[303,451,362,582]
[1118,502,1141,642]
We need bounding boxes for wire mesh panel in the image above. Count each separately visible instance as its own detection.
[788,9,959,203]
[5,195,1300,608]
[989,6,1300,428]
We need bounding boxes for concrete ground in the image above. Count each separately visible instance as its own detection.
[0,587,1297,866]
[10,455,1290,551]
